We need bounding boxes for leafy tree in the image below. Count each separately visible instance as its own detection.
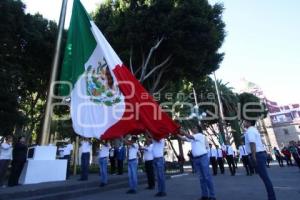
[238,92,268,121]
[18,13,58,142]
[0,0,58,141]
[93,0,225,93]
[0,0,26,136]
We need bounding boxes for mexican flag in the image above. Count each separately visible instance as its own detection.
[60,0,179,140]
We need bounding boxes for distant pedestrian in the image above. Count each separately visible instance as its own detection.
[225,144,236,176]
[215,145,225,174]
[116,143,126,175]
[273,147,284,167]
[109,145,117,174]
[98,140,110,187]
[145,132,167,197]
[123,136,139,194]
[188,150,195,173]
[208,144,218,175]
[141,139,155,189]
[234,151,239,169]
[239,142,251,176]
[0,135,13,187]
[288,141,300,169]
[266,153,272,168]
[281,147,292,166]
[78,138,91,181]
[62,140,73,179]
[244,120,276,200]
[8,136,27,187]
[179,126,216,200]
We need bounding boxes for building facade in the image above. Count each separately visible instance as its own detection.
[237,78,300,149]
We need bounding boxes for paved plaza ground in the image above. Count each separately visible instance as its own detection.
[73,164,300,200]
[0,163,299,200]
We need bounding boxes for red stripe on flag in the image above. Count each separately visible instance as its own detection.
[101,65,179,140]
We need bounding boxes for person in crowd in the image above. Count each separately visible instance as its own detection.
[140,138,155,189]
[244,120,276,200]
[266,152,273,168]
[78,137,91,181]
[98,140,110,187]
[234,151,239,169]
[225,143,236,176]
[179,126,216,200]
[0,135,13,187]
[145,132,167,197]
[288,141,300,169]
[208,144,218,175]
[273,147,284,167]
[8,136,28,187]
[215,145,224,174]
[281,146,292,166]
[62,140,73,179]
[187,150,195,174]
[109,144,117,175]
[116,142,126,175]
[239,141,251,176]
[123,136,139,194]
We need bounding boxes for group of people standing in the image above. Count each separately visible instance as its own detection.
[179,119,277,200]
[97,133,167,197]
[208,141,256,177]
[0,136,28,187]
[1,118,284,200]
[208,143,237,176]
[273,141,300,169]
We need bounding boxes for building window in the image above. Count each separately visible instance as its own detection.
[283,129,289,135]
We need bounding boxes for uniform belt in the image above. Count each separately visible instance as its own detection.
[193,154,206,159]
[100,157,107,159]
[128,158,137,161]
[154,157,163,159]
[249,151,266,156]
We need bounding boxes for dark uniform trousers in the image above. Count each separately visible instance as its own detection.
[241,155,251,175]
[144,160,155,188]
[210,157,218,175]
[217,158,225,174]
[226,155,236,176]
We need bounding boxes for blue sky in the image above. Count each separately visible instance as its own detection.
[23,0,300,105]
[209,0,300,105]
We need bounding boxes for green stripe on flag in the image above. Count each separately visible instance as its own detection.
[59,0,97,96]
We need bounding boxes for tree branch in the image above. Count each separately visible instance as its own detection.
[139,37,164,82]
[150,66,168,93]
[129,46,134,73]
[143,55,172,82]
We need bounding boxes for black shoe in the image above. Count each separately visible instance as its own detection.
[145,186,155,190]
[155,192,167,197]
[126,189,137,194]
[199,197,209,200]
[99,183,107,187]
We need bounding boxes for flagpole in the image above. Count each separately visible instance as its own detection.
[213,71,228,143]
[40,0,68,145]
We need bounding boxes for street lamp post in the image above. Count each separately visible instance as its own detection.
[213,72,228,144]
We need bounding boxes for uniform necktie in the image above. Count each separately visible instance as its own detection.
[217,149,219,157]
[242,146,246,154]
